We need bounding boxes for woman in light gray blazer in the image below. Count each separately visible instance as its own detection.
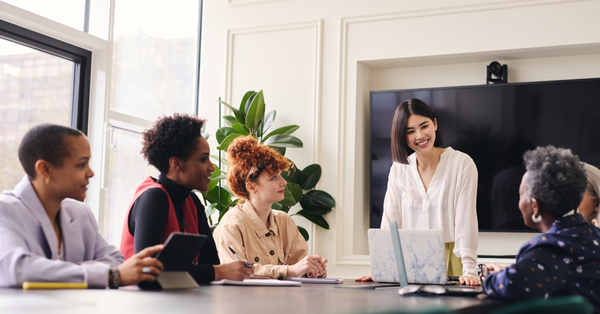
[0,124,163,288]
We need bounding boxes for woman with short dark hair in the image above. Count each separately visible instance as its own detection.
[121,114,253,284]
[358,98,480,285]
[483,146,600,311]
[0,124,164,288]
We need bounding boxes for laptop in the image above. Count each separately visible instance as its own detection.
[368,225,447,285]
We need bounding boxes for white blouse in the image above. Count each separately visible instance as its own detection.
[381,147,479,278]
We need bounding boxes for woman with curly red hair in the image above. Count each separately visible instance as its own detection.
[120,114,253,285]
[213,136,327,279]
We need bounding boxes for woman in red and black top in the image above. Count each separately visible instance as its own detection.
[120,114,253,284]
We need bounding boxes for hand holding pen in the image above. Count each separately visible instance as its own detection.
[229,246,253,268]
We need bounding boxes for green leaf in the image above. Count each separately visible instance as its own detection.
[274,203,291,213]
[299,197,329,216]
[290,182,303,203]
[263,134,303,148]
[230,123,250,135]
[295,210,329,229]
[297,226,309,241]
[216,127,240,144]
[271,146,286,156]
[260,110,276,138]
[304,190,336,208]
[298,164,321,190]
[271,202,283,210]
[239,91,256,115]
[207,186,231,208]
[282,161,300,184]
[217,133,243,151]
[218,100,245,125]
[204,203,216,220]
[279,183,299,207]
[223,115,238,126]
[208,174,227,191]
[262,125,299,142]
[201,132,210,140]
[245,90,265,130]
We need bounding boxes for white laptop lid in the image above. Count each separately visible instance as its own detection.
[368,227,447,284]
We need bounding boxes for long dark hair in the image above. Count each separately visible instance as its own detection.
[390,98,443,164]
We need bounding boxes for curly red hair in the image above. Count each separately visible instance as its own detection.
[227,135,290,200]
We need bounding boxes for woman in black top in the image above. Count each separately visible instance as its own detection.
[121,113,253,284]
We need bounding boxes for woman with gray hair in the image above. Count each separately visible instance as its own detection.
[580,163,600,228]
[483,146,600,312]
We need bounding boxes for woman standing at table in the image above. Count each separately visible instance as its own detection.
[212,136,327,279]
[120,114,253,284]
[0,124,163,288]
[357,98,480,285]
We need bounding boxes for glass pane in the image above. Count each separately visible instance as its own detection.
[2,0,85,31]
[88,0,110,40]
[103,127,158,246]
[0,38,73,192]
[109,0,199,120]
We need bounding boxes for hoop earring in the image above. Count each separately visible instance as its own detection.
[532,214,542,223]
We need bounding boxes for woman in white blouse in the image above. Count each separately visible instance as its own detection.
[358,98,480,286]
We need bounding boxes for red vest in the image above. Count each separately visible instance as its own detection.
[120,176,199,261]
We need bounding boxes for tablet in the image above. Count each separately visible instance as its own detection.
[155,232,208,271]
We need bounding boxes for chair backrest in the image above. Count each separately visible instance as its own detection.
[490,295,594,314]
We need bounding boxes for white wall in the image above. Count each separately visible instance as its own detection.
[199,0,600,278]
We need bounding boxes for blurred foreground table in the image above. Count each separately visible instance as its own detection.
[0,281,501,314]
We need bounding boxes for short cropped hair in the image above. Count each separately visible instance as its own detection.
[227,136,290,201]
[141,113,205,174]
[391,98,443,164]
[523,146,587,219]
[18,124,84,179]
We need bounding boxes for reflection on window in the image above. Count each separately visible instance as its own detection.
[103,127,158,247]
[110,0,199,120]
[0,38,72,191]
[2,0,85,31]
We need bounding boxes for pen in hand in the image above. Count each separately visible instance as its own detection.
[229,246,253,268]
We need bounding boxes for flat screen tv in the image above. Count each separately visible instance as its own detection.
[370,78,600,231]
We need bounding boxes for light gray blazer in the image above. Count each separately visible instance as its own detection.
[0,176,123,288]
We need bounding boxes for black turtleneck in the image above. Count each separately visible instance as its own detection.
[128,174,220,284]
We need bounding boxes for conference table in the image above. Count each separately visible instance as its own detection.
[0,281,501,314]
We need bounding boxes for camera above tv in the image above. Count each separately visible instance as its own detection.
[370,77,600,232]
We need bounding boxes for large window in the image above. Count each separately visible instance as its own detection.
[0,1,203,247]
[0,19,91,191]
[102,0,202,246]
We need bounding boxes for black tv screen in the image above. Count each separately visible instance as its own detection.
[370,78,600,232]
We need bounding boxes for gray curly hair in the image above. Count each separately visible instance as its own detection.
[523,146,587,219]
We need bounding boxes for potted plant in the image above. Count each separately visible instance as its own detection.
[202,90,335,241]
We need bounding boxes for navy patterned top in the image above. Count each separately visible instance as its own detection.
[483,213,600,313]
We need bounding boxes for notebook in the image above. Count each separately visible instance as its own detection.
[368,226,447,285]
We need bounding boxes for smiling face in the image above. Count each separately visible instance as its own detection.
[249,169,287,204]
[177,136,215,191]
[405,114,437,155]
[49,135,94,201]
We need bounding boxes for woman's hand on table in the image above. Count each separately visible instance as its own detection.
[355,275,373,282]
[288,254,325,278]
[459,274,481,286]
